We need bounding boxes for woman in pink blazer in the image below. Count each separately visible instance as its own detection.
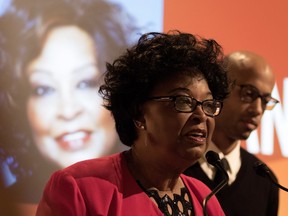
[37,30,230,216]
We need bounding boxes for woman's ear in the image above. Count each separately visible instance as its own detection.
[133,120,145,129]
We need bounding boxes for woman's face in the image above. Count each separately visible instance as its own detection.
[26,26,116,168]
[142,74,215,168]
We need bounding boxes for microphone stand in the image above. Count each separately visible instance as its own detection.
[203,151,229,216]
[254,161,288,192]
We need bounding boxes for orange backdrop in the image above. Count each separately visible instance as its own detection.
[164,0,288,215]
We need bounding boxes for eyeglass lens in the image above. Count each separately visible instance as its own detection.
[239,85,278,110]
[174,96,221,116]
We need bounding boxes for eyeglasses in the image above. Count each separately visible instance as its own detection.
[237,84,279,110]
[147,95,223,117]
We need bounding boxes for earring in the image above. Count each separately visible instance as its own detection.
[134,120,145,130]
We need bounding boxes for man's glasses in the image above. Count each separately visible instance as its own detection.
[237,84,279,110]
[147,95,223,117]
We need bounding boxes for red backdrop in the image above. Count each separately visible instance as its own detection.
[164,0,288,215]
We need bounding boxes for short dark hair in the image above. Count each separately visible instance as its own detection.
[99,31,230,146]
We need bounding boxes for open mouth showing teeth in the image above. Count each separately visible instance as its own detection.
[191,132,205,137]
[56,131,91,151]
[186,130,207,143]
[188,130,206,138]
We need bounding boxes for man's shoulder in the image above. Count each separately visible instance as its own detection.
[239,147,278,180]
[240,147,260,161]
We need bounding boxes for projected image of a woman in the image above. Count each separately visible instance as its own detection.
[0,0,137,204]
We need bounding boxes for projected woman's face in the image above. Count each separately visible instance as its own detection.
[26,26,117,168]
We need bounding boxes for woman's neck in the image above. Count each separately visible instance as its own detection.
[125,148,183,193]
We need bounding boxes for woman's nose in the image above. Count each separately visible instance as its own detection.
[57,94,83,120]
[190,105,208,121]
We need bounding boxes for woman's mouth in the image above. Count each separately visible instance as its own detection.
[186,130,207,143]
[56,131,91,151]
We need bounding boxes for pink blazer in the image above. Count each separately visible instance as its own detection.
[36,152,225,216]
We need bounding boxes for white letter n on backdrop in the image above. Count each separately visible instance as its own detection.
[246,80,288,158]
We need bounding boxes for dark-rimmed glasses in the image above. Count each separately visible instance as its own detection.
[147,95,223,117]
[237,84,279,110]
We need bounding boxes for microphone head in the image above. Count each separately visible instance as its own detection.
[205,150,220,166]
[253,161,270,178]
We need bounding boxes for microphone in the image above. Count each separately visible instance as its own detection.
[203,151,229,216]
[253,161,288,192]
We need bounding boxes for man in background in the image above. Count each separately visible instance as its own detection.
[185,51,279,216]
